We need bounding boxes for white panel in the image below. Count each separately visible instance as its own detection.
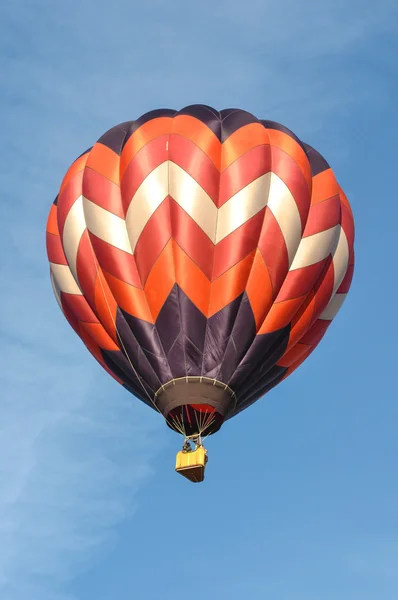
[216,173,270,244]
[267,173,302,265]
[50,263,81,295]
[125,161,169,251]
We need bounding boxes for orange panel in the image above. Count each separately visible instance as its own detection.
[279,345,314,377]
[46,204,59,236]
[93,270,118,343]
[285,291,316,352]
[245,248,274,330]
[102,269,154,323]
[311,169,339,204]
[266,129,312,188]
[259,294,307,334]
[120,117,173,178]
[144,239,176,320]
[339,186,354,217]
[208,251,256,317]
[221,123,269,171]
[190,404,216,413]
[78,323,106,362]
[86,143,120,184]
[172,240,211,315]
[278,341,311,368]
[80,321,120,352]
[172,115,221,169]
[59,152,89,194]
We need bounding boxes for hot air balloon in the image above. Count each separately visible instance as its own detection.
[46,105,355,482]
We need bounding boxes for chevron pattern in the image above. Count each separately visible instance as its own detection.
[46,105,355,435]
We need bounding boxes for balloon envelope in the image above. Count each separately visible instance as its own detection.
[46,105,355,437]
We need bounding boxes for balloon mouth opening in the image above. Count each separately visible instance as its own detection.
[166,404,223,437]
[155,376,236,437]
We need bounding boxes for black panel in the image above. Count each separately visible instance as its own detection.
[135,108,177,127]
[229,365,288,418]
[100,348,155,406]
[220,108,259,142]
[155,284,181,355]
[303,142,330,176]
[123,384,157,411]
[113,310,164,391]
[97,121,135,155]
[202,293,245,375]
[214,292,257,382]
[260,119,306,151]
[119,308,172,383]
[177,104,222,139]
[176,286,207,352]
[155,285,207,377]
[229,324,291,400]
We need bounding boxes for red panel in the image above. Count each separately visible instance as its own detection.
[89,232,142,288]
[121,134,169,213]
[218,144,271,207]
[83,168,124,217]
[189,404,216,413]
[134,197,172,285]
[169,198,214,280]
[258,207,289,297]
[75,230,98,309]
[46,232,67,265]
[269,145,312,229]
[212,208,266,280]
[57,170,83,237]
[168,133,220,204]
[61,292,98,323]
[276,257,331,303]
[303,194,341,237]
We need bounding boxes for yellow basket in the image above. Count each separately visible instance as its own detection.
[175,446,208,483]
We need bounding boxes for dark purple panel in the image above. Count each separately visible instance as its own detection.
[155,285,207,377]
[98,111,178,155]
[229,364,288,418]
[238,362,288,404]
[220,109,259,142]
[229,325,290,394]
[210,292,257,382]
[176,286,207,353]
[183,337,204,376]
[303,143,330,176]
[202,293,246,375]
[119,308,172,383]
[135,108,177,127]
[123,384,157,411]
[155,284,182,355]
[100,348,156,402]
[97,121,136,155]
[53,195,58,205]
[113,310,164,389]
[177,104,222,139]
[260,120,307,152]
[164,331,186,377]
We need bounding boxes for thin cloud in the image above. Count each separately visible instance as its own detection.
[0,317,160,600]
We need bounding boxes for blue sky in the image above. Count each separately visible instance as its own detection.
[0,0,397,598]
